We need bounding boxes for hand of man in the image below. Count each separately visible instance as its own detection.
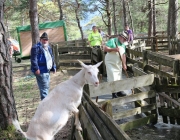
[122,64,127,70]
[35,69,40,75]
[53,69,56,74]
[115,47,120,52]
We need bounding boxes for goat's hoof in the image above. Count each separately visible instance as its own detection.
[76,126,82,131]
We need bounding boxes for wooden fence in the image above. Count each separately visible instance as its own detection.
[126,47,180,126]
[51,39,92,68]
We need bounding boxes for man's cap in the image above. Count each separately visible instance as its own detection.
[119,31,128,40]
[40,32,48,40]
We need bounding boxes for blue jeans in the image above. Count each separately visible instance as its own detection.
[35,73,50,100]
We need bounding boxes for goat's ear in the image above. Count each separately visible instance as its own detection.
[94,61,103,68]
[77,59,88,69]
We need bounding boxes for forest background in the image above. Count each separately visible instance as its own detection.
[5,0,180,41]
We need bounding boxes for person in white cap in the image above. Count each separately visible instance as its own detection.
[103,31,128,98]
[31,32,56,100]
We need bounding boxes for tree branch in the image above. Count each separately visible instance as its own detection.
[98,8,108,26]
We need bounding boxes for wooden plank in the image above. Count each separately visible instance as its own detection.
[79,105,102,140]
[144,65,173,78]
[58,47,91,53]
[146,51,174,67]
[82,98,115,140]
[158,107,180,118]
[113,104,157,120]
[155,85,180,93]
[132,66,147,76]
[74,129,84,140]
[108,90,155,106]
[119,114,157,131]
[158,92,180,107]
[59,54,91,59]
[83,91,131,140]
[126,48,143,57]
[126,57,143,68]
[89,74,154,97]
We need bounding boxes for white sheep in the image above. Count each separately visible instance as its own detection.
[13,60,103,140]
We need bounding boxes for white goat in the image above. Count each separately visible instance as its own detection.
[13,60,103,140]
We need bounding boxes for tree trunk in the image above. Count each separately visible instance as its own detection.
[29,0,39,46]
[148,0,153,48]
[106,0,112,35]
[152,0,156,37]
[112,0,117,34]
[0,0,18,129]
[57,0,63,20]
[127,1,134,37]
[98,0,112,35]
[122,0,128,26]
[75,0,84,40]
[167,0,178,54]
[148,0,153,37]
[151,0,156,52]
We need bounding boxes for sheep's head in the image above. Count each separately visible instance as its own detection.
[78,60,103,87]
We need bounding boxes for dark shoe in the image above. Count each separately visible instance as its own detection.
[116,91,126,97]
[112,93,118,98]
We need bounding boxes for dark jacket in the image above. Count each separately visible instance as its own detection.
[31,42,56,73]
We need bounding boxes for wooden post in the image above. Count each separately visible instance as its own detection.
[54,44,59,69]
[173,59,180,77]
[142,50,148,72]
[177,40,180,54]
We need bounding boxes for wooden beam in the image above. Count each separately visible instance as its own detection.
[132,66,147,76]
[59,54,90,59]
[158,92,180,107]
[58,47,91,53]
[89,74,154,97]
[82,98,115,140]
[100,90,156,106]
[155,85,180,93]
[74,129,83,140]
[113,104,157,120]
[158,107,180,118]
[126,48,143,57]
[119,114,157,131]
[79,105,102,140]
[145,65,173,78]
[126,57,143,68]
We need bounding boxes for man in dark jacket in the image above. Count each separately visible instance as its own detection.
[31,32,56,100]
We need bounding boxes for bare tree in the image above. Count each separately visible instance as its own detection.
[29,0,39,45]
[112,0,117,34]
[75,0,84,39]
[97,0,112,35]
[0,0,18,129]
[148,0,153,37]
[122,0,128,26]
[57,0,64,20]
